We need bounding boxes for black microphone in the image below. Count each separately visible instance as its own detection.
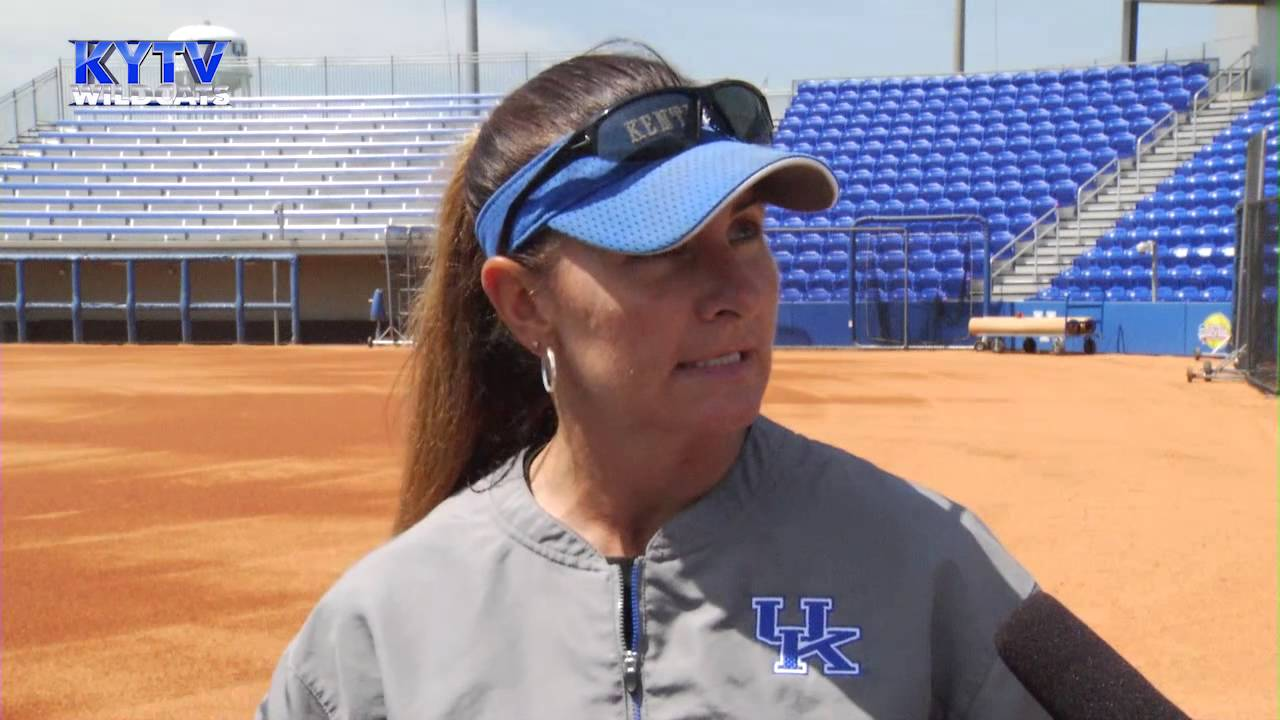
[994,590,1191,720]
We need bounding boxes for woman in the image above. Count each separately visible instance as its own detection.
[256,48,1050,719]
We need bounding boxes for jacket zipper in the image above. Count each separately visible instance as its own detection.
[618,559,644,720]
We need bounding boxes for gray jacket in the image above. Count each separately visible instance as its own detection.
[256,415,1050,719]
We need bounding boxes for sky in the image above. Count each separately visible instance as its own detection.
[0,0,1262,96]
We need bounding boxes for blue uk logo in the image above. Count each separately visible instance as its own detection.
[752,596,862,676]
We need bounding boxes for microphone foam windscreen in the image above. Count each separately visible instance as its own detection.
[994,591,1190,720]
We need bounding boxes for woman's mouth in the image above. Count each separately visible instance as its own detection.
[677,350,748,372]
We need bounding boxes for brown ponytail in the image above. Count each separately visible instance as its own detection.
[393,47,688,534]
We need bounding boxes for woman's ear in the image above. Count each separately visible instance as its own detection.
[480,256,554,351]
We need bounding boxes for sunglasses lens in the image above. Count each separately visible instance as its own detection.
[597,92,698,161]
[711,84,772,145]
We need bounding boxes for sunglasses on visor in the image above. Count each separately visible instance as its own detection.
[495,80,774,255]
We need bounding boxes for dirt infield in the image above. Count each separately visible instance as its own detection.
[3,345,1275,719]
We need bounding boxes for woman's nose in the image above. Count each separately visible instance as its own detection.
[694,240,771,322]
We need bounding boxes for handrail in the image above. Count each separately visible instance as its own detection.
[1132,49,1254,192]
[2,66,59,145]
[1072,155,1122,246]
[1191,49,1253,139]
[992,204,1059,276]
[1,66,57,105]
[994,206,1061,287]
[989,49,1256,293]
[987,156,1118,283]
[1132,107,1181,194]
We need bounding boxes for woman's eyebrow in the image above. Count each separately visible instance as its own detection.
[728,194,764,215]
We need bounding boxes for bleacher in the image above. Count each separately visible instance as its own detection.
[765,61,1216,303]
[0,94,497,247]
[1035,85,1279,302]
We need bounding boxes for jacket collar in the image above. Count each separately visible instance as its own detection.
[486,415,780,570]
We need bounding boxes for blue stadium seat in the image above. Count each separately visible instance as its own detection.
[773,233,799,254]
[909,249,936,271]
[1051,178,1077,205]
[796,250,823,273]
[783,268,809,291]
[809,268,838,293]
[799,233,825,254]
[825,250,851,273]
[825,232,853,252]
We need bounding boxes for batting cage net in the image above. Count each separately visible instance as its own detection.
[851,215,991,348]
[768,214,991,348]
[1234,196,1278,394]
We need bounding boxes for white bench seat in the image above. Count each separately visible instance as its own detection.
[55,116,486,131]
[2,152,450,167]
[3,192,437,208]
[0,179,442,194]
[2,166,438,180]
[39,127,472,142]
[19,140,458,155]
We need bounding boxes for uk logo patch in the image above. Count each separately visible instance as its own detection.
[752,596,862,676]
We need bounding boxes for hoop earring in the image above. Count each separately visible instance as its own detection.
[540,347,557,394]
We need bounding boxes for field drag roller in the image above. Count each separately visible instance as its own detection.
[969,315,1098,355]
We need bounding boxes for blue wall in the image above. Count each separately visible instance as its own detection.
[1015,301,1234,356]
[775,302,852,346]
[774,300,1236,356]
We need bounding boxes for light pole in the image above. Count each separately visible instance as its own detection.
[466,0,480,93]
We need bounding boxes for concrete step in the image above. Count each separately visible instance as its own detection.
[1187,111,1238,121]
[1134,158,1186,170]
[1000,245,1092,261]
[1103,178,1170,192]
[1088,194,1157,206]
[999,278,1066,290]
[1068,218,1129,229]
[1000,255,1086,272]
[1074,209,1128,221]
[1003,271,1074,283]
[1006,248,1088,262]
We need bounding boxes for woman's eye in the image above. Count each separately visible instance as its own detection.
[730,218,764,243]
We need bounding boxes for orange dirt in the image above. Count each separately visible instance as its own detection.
[3,345,1276,719]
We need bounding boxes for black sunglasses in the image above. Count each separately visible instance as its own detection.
[496,80,774,255]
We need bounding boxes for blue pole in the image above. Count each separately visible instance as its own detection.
[14,260,26,342]
[179,259,192,343]
[234,257,245,344]
[125,260,137,343]
[289,256,301,344]
[70,258,83,343]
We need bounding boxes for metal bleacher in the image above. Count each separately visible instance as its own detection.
[0,93,496,250]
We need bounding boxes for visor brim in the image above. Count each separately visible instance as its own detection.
[544,141,837,256]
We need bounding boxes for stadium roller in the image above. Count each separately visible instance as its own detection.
[968,316,1098,355]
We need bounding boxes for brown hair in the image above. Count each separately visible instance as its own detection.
[392,47,688,534]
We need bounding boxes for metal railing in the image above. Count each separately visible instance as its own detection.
[1189,49,1254,141]
[988,49,1257,289]
[0,66,61,148]
[1073,155,1124,245]
[1131,50,1254,192]
[1,52,576,145]
[991,204,1066,286]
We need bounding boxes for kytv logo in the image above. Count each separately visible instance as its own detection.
[68,40,231,106]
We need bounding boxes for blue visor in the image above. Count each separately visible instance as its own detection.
[474,131,838,257]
